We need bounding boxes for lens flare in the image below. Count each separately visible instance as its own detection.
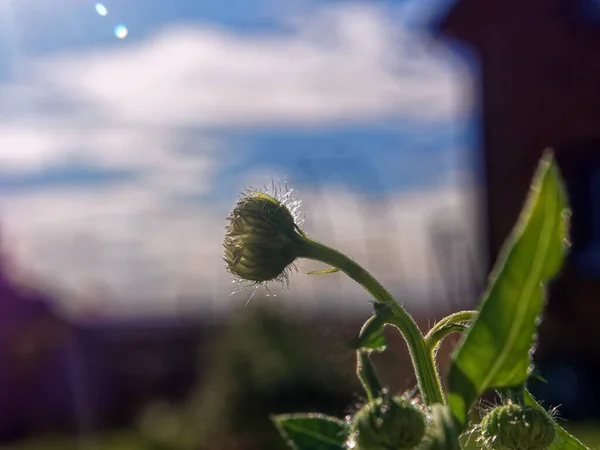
[95,3,107,16]
[114,25,128,39]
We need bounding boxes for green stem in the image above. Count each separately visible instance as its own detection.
[425,310,478,342]
[424,311,477,354]
[297,237,445,405]
[505,384,526,405]
[356,351,382,402]
[426,323,468,354]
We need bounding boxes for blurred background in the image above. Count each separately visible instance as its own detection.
[0,0,599,448]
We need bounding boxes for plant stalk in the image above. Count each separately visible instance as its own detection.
[297,236,445,405]
[425,311,477,341]
[356,351,382,402]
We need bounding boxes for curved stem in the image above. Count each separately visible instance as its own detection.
[386,304,445,405]
[296,237,445,405]
[426,323,468,354]
[425,311,477,342]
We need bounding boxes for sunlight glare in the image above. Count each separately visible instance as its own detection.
[114,25,128,39]
[95,3,108,16]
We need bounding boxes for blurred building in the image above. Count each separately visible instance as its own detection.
[0,250,204,441]
[435,0,600,418]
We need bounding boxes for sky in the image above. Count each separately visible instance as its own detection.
[0,0,482,319]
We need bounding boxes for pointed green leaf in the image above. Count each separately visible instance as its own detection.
[524,389,590,450]
[307,267,340,275]
[448,152,569,429]
[350,315,386,351]
[349,305,394,351]
[272,413,349,450]
[529,365,548,384]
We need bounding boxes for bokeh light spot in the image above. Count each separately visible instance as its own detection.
[114,25,128,39]
[95,3,108,16]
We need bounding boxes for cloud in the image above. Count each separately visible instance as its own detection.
[0,1,468,177]
[0,120,222,178]
[0,1,476,317]
[0,0,468,182]
[1,179,481,318]
[10,2,465,130]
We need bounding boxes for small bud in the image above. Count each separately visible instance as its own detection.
[224,188,305,287]
[479,403,555,450]
[352,396,426,450]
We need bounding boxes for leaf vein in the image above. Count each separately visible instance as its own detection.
[479,176,558,391]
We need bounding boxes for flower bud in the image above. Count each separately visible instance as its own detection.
[352,396,426,450]
[224,189,304,285]
[479,403,555,450]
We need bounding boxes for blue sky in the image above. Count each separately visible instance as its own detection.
[0,0,480,317]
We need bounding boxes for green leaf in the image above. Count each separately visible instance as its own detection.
[349,305,393,351]
[307,267,340,275]
[529,365,548,384]
[447,152,569,429]
[524,389,590,450]
[272,413,349,450]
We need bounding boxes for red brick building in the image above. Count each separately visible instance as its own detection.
[435,0,600,417]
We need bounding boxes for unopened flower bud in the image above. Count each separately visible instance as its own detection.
[479,403,555,450]
[352,396,426,450]
[224,189,305,286]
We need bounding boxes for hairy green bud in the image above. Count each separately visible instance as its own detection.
[224,189,305,286]
[479,403,555,450]
[352,396,427,450]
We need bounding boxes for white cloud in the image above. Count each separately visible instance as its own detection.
[0,122,220,183]
[13,2,465,131]
[0,1,468,179]
[0,1,477,318]
[1,180,482,319]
